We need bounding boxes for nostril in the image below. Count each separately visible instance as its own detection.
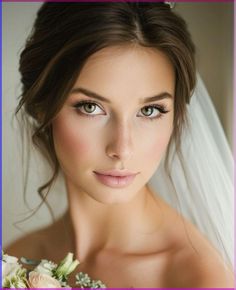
[106,147,133,161]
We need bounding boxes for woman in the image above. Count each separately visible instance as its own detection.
[5,2,234,287]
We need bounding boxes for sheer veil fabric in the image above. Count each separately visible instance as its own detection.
[148,74,234,267]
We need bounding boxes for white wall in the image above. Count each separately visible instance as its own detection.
[2,3,233,248]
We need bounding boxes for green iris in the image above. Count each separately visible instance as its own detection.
[84,103,96,113]
[141,107,154,116]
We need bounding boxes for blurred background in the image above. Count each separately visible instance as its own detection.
[2,2,234,248]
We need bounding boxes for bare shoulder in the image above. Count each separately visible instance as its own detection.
[164,216,234,287]
[169,244,234,287]
[4,215,69,262]
[4,226,50,261]
[151,196,234,287]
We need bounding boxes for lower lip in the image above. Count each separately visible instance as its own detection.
[94,172,137,188]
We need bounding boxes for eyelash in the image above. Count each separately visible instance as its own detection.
[140,104,169,120]
[72,100,169,120]
[72,100,101,118]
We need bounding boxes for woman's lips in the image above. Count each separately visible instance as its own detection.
[93,171,138,188]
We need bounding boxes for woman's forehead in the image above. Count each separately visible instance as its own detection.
[71,45,175,103]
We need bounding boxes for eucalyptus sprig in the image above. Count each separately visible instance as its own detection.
[76,272,106,288]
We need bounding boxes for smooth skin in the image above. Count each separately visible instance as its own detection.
[6,45,234,287]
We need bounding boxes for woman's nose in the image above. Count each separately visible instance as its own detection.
[105,122,133,162]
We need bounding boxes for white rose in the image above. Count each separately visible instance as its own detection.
[28,271,62,288]
[34,259,57,276]
[3,254,18,264]
[2,254,21,279]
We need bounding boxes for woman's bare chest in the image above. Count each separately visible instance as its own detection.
[74,251,170,288]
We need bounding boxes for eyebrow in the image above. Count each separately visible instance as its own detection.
[70,87,173,104]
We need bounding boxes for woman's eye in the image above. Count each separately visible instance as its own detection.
[73,101,104,116]
[140,107,159,117]
[138,105,168,119]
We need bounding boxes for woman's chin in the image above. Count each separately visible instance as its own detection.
[80,184,145,205]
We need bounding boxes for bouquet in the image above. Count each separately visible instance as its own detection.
[2,251,106,288]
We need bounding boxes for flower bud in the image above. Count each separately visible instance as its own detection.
[55,253,79,279]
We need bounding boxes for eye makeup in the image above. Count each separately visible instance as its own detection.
[72,100,105,118]
[139,104,169,120]
[71,99,170,120]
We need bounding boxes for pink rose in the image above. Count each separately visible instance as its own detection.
[28,271,61,288]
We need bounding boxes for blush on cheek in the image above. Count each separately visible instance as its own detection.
[149,142,165,161]
[148,132,172,162]
[53,118,91,160]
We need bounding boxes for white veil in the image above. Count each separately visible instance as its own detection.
[148,74,234,268]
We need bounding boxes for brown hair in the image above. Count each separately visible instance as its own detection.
[16,2,195,216]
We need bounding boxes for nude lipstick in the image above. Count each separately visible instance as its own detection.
[93,169,138,188]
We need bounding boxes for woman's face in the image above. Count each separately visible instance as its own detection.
[52,45,175,204]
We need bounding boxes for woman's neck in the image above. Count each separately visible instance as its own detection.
[64,180,164,262]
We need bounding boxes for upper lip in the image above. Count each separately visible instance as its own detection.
[94,169,139,177]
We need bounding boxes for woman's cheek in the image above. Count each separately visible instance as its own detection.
[52,116,93,163]
[144,124,173,162]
